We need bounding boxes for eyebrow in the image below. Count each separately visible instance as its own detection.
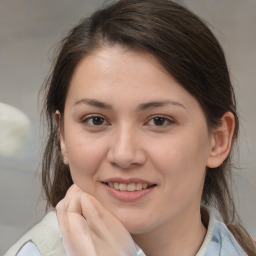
[74,98,112,109]
[73,98,185,110]
[138,100,186,110]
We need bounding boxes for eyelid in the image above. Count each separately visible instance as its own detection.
[81,114,110,126]
[145,115,175,127]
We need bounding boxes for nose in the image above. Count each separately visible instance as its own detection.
[107,125,146,169]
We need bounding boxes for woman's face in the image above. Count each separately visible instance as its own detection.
[60,46,215,234]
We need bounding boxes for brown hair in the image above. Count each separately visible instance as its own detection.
[41,0,256,254]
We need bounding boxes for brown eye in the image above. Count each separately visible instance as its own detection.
[82,115,108,127]
[91,116,105,125]
[153,117,166,126]
[147,116,173,127]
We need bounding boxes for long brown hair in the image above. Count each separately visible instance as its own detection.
[41,0,256,254]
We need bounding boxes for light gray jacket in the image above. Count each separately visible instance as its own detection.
[4,211,247,256]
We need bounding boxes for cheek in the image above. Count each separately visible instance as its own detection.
[65,133,108,182]
[150,130,210,194]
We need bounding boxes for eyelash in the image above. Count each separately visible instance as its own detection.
[81,115,109,127]
[81,114,174,128]
[145,115,174,127]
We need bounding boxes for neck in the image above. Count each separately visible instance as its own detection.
[132,207,206,256]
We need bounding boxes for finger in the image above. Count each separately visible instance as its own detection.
[56,198,97,255]
[65,184,116,224]
[56,198,87,237]
[64,185,120,234]
[65,185,134,247]
[78,195,138,256]
[63,185,111,238]
[57,185,137,255]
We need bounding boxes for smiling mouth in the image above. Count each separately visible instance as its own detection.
[102,182,157,192]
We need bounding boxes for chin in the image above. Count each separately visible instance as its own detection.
[113,209,154,235]
[122,220,150,235]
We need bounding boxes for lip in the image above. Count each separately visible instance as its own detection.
[101,177,157,202]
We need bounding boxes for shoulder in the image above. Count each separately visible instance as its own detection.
[4,211,66,256]
[207,219,247,255]
[197,209,247,256]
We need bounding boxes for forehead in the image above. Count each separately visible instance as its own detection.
[72,46,166,84]
[66,46,200,112]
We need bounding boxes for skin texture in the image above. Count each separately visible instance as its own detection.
[56,185,137,256]
[56,46,235,256]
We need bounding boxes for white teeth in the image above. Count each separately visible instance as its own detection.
[136,183,142,190]
[114,182,119,190]
[127,183,136,191]
[119,183,127,191]
[142,184,147,189]
[107,182,149,191]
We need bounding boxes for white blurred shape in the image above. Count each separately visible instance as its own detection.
[0,102,30,156]
[16,241,42,256]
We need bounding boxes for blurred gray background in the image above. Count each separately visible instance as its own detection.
[0,0,255,254]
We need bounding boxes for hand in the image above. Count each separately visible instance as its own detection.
[56,184,138,256]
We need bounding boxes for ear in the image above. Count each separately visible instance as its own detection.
[55,110,69,164]
[206,112,235,168]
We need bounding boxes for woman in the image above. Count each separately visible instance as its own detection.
[5,0,256,255]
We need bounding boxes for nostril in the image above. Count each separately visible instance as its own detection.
[111,161,141,170]
[107,140,147,169]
